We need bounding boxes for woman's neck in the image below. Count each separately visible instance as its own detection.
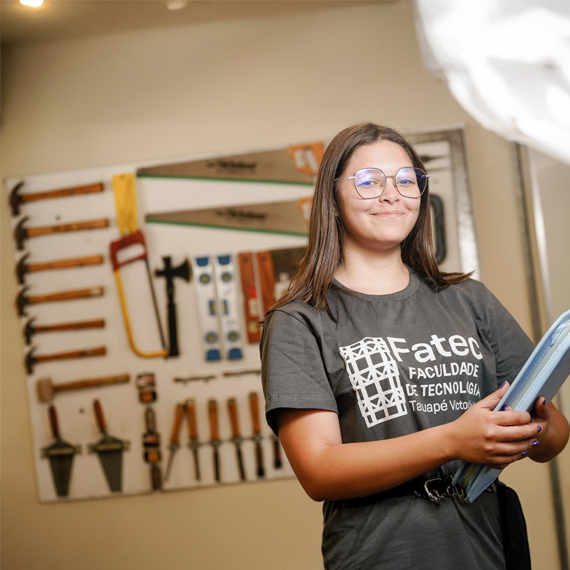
[334,249,410,295]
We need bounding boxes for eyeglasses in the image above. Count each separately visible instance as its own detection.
[337,167,429,199]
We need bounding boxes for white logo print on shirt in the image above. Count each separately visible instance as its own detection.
[339,337,407,427]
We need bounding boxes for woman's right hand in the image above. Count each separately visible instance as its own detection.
[447,382,540,469]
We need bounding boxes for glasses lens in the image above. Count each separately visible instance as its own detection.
[395,168,427,197]
[354,168,384,198]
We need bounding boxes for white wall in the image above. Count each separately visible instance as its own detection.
[1,2,564,569]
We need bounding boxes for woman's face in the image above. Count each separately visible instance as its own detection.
[335,140,421,257]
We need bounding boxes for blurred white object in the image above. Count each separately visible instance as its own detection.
[415,0,570,166]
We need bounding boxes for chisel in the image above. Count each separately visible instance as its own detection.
[248,392,265,478]
[208,399,222,482]
[227,398,246,481]
[186,399,201,481]
[164,402,186,482]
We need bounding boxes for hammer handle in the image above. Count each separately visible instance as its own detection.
[28,254,104,273]
[208,399,220,441]
[28,286,104,304]
[33,318,106,334]
[35,346,107,364]
[227,398,241,438]
[54,373,130,394]
[22,183,104,203]
[249,392,262,435]
[27,218,109,238]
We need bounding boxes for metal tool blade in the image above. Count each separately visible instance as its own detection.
[235,444,246,481]
[92,436,125,492]
[212,445,221,482]
[254,441,265,478]
[137,143,324,184]
[45,441,77,497]
[145,199,311,237]
[190,445,201,481]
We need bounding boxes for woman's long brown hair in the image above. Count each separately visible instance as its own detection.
[266,123,471,320]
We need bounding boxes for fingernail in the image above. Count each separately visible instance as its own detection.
[500,381,507,388]
[537,426,542,433]
[522,451,528,457]
[502,405,508,411]
[532,440,540,447]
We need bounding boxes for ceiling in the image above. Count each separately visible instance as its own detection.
[1,0,390,46]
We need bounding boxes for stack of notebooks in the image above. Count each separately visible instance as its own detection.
[453,309,570,502]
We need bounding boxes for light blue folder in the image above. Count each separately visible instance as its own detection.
[453,309,570,503]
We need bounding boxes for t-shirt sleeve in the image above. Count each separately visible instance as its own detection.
[260,307,338,435]
[479,284,535,388]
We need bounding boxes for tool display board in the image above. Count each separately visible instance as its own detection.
[6,129,478,503]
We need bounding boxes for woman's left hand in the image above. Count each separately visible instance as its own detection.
[527,398,569,462]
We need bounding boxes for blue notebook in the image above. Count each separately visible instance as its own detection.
[453,309,570,503]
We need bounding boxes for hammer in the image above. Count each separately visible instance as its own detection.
[36,373,130,402]
[23,317,106,345]
[16,285,104,316]
[9,181,104,217]
[13,216,109,251]
[16,253,104,285]
[25,346,107,375]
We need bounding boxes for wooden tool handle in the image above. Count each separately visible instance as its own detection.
[36,346,107,364]
[34,319,106,334]
[29,286,104,304]
[55,373,129,394]
[208,399,219,441]
[170,403,186,445]
[23,183,104,203]
[93,399,107,434]
[227,398,241,438]
[27,218,109,238]
[29,254,104,272]
[48,405,60,439]
[249,392,262,434]
[186,399,198,441]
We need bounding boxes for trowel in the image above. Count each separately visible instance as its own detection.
[88,399,129,492]
[41,405,81,497]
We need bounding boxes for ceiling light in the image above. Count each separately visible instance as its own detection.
[166,1,187,10]
[20,0,44,6]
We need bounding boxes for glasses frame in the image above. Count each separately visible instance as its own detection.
[337,167,429,199]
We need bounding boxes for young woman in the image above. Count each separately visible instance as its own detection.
[260,123,569,570]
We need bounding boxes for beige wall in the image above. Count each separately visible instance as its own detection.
[1,2,565,569]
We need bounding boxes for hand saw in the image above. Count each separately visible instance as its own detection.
[145,197,312,237]
[137,142,324,184]
[110,174,168,358]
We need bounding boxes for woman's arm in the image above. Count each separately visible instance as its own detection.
[276,382,541,502]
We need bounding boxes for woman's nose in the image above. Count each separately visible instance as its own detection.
[379,176,399,202]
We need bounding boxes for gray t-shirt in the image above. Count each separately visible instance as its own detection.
[261,272,534,570]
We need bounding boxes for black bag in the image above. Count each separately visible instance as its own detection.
[497,482,532,570]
